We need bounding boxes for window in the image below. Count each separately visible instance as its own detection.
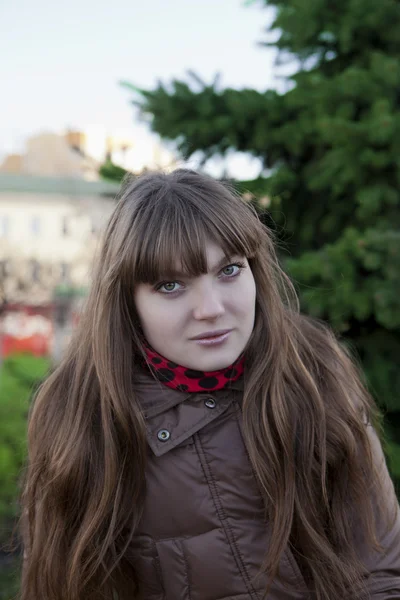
[31,216,41,236]
[60,262,69,282]
[0,260,9,278]
[31,260,40,282]
[0,215,10,237]
[62,216,69,236]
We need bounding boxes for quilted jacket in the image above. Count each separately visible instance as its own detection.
[132,370,400,600]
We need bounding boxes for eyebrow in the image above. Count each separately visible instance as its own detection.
[160,255,239,279]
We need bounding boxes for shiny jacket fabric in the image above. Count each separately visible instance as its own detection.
[132,371,400,600]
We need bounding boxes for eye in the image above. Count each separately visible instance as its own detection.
[220,262,245,278]
[156,281,183,294]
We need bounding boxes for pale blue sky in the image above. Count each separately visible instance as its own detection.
[0,0,286,176]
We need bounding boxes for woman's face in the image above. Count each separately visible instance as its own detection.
[134,240,256,371]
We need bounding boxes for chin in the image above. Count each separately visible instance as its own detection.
[196,351,240,372]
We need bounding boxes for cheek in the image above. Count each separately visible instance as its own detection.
[134,291,159,336]
[136,298,185,339]
[236,274,256,316]
[225,292,255,327]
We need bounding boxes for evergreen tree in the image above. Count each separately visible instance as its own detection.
[122,0,400,475]
[99,158,129,183]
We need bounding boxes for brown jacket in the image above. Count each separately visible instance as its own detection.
[133,371,400,599]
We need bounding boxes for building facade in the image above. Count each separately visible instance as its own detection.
[0,175,119,361]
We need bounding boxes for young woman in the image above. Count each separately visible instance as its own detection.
[19,169,400,600]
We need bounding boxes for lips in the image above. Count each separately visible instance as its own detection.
[191,329,232,340]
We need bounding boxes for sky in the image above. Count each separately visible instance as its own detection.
[0,0,286,178]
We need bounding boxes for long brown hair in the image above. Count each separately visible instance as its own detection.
[19,169,392,599]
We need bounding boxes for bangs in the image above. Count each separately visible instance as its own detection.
[129,186,260,284]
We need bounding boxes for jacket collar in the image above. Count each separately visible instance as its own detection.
[134,367,244,419]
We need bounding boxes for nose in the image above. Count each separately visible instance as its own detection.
[192,285,225,321]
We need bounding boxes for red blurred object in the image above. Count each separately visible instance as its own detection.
[2,333,49,357]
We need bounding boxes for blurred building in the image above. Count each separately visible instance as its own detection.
[65,126,178,173]
[0,129,177,180]
[0,174,119,361]
[0,176,118,304]
[0,132,99,180]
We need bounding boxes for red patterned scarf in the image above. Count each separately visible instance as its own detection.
[143,345,245,392]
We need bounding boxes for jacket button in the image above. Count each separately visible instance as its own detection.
[157,429,171,442]
[205,398,216,409]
